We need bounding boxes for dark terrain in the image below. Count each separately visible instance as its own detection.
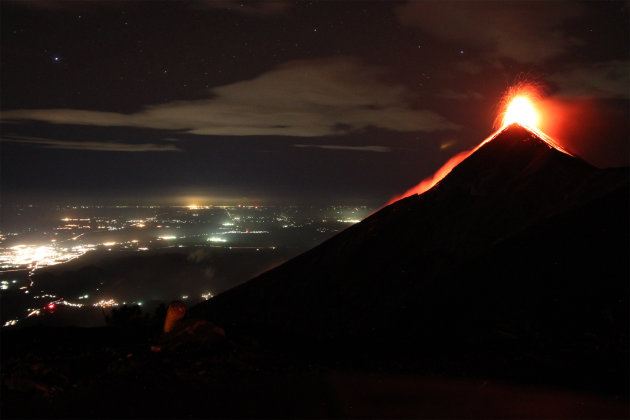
[2,124,628,418]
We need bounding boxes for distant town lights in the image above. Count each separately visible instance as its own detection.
[1,244,91,270]
[208,237,227,243]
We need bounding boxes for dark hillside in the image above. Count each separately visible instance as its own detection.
[190,125,629,394]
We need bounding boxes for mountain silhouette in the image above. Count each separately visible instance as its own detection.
[191,123,628,391]
[2,124,627,418]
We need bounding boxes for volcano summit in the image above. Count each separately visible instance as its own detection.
[193,122,628,392]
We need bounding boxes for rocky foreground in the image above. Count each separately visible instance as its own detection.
[2,304,628,419]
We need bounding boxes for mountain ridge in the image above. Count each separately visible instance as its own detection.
[191,124,628,384]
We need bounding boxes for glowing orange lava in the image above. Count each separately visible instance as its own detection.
[502,96,539,129]
[386,150,472,204]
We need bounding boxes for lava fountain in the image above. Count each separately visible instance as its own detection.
[502,96,539,129]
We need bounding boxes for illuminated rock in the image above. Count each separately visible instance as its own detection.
[164,300,186,333]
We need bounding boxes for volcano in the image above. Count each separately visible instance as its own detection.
[192,123,628,392]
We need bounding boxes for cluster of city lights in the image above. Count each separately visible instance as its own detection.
[27,309,41,318]
[207,237,227,243]
[60,300,84,308]
[1,203,371,328]
[0,244,94,271]
[222,230,269,234]
[0,237,159,273]
[33,294,57,299]
[93,299,119,308]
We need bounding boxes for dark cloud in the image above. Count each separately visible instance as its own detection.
[10,0,291,15]
[1,135,182,152]
[549,60,630,99]
[1,57,458,136]
[294,144,391,153]
[453,61,483,74]
[438,89,484,101]
[395,0,584,63]
[191,0,291,16]
[4,0,119,10]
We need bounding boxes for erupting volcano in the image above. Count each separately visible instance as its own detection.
[494,91,573,156]
[388,88,573,204]
[193,90,628,400]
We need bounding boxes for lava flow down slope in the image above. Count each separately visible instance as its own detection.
[192,121,628,392]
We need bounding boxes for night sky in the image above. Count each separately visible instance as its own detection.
[1,0,628,206]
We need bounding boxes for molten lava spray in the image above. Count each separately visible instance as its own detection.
[387,84,568,205]
[494,82,544,131]
[387,150,472,204]
[502,96,539,128]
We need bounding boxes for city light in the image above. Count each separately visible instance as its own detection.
[0,203,372,328]
[93,299,119,308]
[0,244,93,271]
[208,237,227,243]
[60,300,84,308]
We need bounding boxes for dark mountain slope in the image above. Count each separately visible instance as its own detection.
[190,124,628,390]
[420,181,628,392]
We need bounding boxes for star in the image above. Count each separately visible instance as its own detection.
[53,56,60,62]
